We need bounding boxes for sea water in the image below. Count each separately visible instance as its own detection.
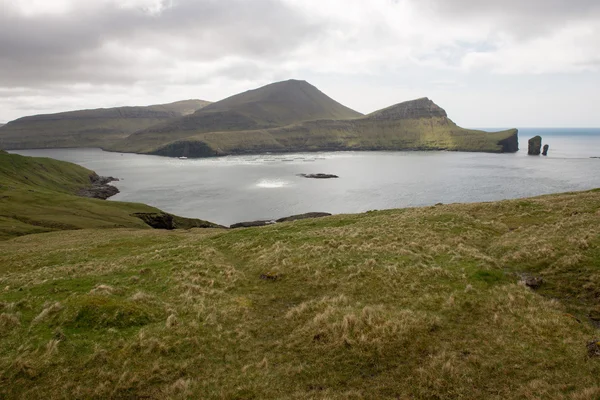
[11,128,600,225]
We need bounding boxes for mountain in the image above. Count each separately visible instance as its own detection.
[0,151,221,239]
[142,97,518,158]
[110,80,364,153]
[0,99,210,150]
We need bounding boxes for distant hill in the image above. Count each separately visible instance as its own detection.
[110,80,364,153]
[139,97,519,157]
[0,99,210,150]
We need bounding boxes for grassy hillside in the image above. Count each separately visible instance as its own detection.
[149,99,518,157]
[110,80,364,153]
[0,189,598,398]
[0,100,210,150]
[0,151,220,239]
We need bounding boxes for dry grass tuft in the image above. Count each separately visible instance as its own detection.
[0,313,20,333]
[31,302,62,326]
[89,284,115,295]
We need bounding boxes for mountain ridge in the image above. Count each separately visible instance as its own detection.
[0,99,210,150]
[143,96,519,157]
[111,79,363,153]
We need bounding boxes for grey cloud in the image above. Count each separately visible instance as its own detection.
[0,0,325,87]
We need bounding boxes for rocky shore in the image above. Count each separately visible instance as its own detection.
[78,173,120,200]
[230,212,332,229]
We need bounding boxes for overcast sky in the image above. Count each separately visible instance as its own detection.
[1,0,599,127]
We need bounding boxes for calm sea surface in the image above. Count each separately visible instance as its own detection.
[11,128,600,225]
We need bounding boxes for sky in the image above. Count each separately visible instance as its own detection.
[1,0,599,127]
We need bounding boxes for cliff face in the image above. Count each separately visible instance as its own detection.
[498,130,519,153]
[528,136,542,155]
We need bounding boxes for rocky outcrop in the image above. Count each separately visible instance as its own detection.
[587,340,600,358]
[78,173,120,200]
[231,212,332,228]
[298,173,339,179]
[132,212,225,230]
[542,144,549,156]
[520,274,543,289]
[528,136,542,155]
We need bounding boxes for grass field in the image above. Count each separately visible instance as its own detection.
[1,188,599,399]
[0,151,220,240]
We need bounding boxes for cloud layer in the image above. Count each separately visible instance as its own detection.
[1,0,599,125]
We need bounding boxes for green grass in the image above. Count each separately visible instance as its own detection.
[141,118,518,158]
[0,152,217,240]
[0,100,209,150]
[0,190,599,398]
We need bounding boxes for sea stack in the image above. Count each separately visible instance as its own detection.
[528,136,542,155]
[542,144,549,156]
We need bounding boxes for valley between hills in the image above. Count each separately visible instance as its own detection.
[0,80,518,156]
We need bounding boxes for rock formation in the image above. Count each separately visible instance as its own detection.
[298,173,339,179]
[132,212,225,230]
[231,212,332,228]
[520,275,543,289]
[528,136,542,155]
[77,173,120,200]
[542,144,549,156]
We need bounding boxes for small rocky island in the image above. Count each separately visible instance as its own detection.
[528,136,542,155]
[298,173,339,179]
[528,136,550,156]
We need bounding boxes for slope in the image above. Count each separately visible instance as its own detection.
[0,189,599,398]
[149,97,519,157]
[0,151,221,239]
[110,79,363,153]
[0,100,210,150]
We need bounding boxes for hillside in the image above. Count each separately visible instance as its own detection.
[110,80,364,153]
[147,98,519,157]
[0,151,221,239]
[0,100,210,150]
[0,189,599,398]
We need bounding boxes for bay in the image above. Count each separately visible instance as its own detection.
[11,128,600,226]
